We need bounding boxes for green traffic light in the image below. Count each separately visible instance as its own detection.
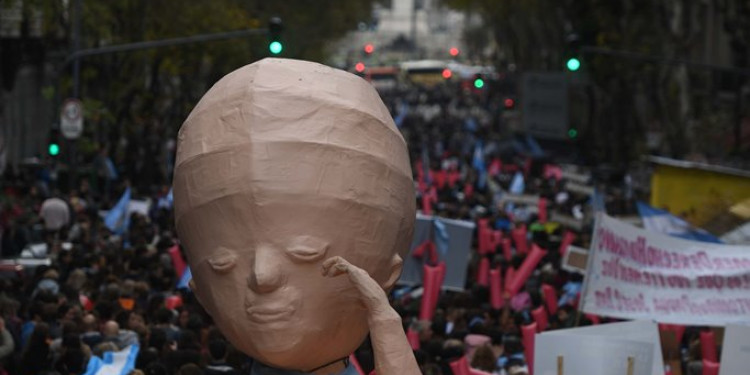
[269,41,283,54]
[48,143,60,156]
[473,78,484,89]
[566,58,581,71]
[567,129,578,138]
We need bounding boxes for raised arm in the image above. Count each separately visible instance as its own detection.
[322,256,421,375]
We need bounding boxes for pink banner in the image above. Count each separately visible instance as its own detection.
[407,328,420,350]
[502,238,512,261]
[658,324,686,344]
[541,284,558,315]
[490,230,502,254]
[531,306,548,332]
[521,323,537,375]
[511,226,528,255]
[700,330,717,362]
[559,230,576,256]
[419,264,442,321]
[490,268,503,309]
[168,245,187,279]
[504,267,516,295]
[702,360,719,375]
[477,257,490,286]
[478,225,492,255]
[537,198,548,223]
[506,244,547,297]
[412,240,438,265]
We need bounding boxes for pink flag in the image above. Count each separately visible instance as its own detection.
[659,324,686,344]
[422,195,433,215]
[521,323,537,375]
[504,267,516,296]
[531,306,548,332]
[477,257,490,286]
[506,244,547,297]
[168,245,187,279]
[412,240,438,265]
[489,158,502,176]
[419,264,442,321]
[407,328,421,350]
[559,231,576,256]
[702,360,719,375]
[511,226,528,255]
[501,238,512,261]
[537,198,548,223]
[541,284,558,315]
[478,226,492,255]
[489,268,503,310]
[490,230,502,254]
[464,183,474,200]
[700,330,718,362]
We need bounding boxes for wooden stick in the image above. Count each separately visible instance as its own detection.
[626,356,634,375]
[557,355,564,375]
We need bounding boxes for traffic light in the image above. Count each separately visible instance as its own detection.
[268,17,283,55]
[48,128,60,156]
[568,128,578,139]
[473,75,485,89]
[442,68,452,79]
[364,43,374,54]
[355,62,365,73]
[565,33,581,72]
[504,98,515,109]
[449,47,459,57]
[566,57,581,72]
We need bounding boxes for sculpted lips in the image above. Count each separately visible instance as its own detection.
[245,304,295,323]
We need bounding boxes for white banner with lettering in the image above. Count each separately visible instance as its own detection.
[581,213,750,326]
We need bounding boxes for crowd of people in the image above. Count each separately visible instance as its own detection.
[0,80,708,375]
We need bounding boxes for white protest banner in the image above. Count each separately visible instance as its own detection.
[581,213,750,326]
[549,212,585,231]
[719,324,750,375]
[543,321,664,375]
[534,333,653,375]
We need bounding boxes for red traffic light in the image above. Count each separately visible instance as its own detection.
[355,62,365,73]
[504,98,515,108]
[442,69,452,79]
[364,44,374,54]
[449,47,459,57]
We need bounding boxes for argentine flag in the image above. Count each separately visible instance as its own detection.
[636,201,722,243]
[83,345,139,375]
[104,187,131,235]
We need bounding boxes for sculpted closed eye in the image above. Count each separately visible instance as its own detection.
[208,253,237,273]
[287,245,328,263]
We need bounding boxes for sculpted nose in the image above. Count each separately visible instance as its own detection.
[247,247,285,294]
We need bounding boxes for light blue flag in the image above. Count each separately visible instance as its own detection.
[83,344,139,375]
[636,201,722,243]
[177,267,192,289]
[433,218,450,257]
[590,188,606,213]
[393,101,409,128]
[525,135,545,157]
[509,172,525,194]
[472,141,487,189]
[104,187,131,235]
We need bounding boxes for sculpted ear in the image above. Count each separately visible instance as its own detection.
[380,254,404,292]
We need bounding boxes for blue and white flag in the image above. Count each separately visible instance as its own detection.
[104,187,131,235]
[472,141,487,189]
[177,267,192,289]
[510,172,525,194]
[433,218,450,257]
[393,101,409,128]
[636,201,722,243]
[83,344,139,375]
